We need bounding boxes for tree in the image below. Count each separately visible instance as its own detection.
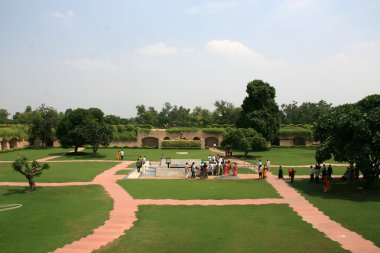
[0,108,10,123]
[12,154,49,191]
[191,107,213,127]
[237,80,280,140]
[29,104,59,147]
[212,100,241,125]
[280,100,332,124]
[12,106,33,124]
[221,128,267,156]
[314,94,380,187]
[56,108,114,153]
[135,105,158,126]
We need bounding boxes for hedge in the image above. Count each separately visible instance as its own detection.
[277,124,313,139]
[161,140,201,149]
[0,124,29,140]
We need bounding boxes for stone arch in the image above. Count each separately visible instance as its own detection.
[9,138,18,149]
[193,137,200,141]
[163,137,171,140]
[142,137,159,148]
[271,137,280,146]
[1,139,9,150]
[205,137,219,147]
[293,137,306,146]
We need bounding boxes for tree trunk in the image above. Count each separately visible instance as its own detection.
[75,146,78,153]
[27,177,36,191]
[92,145,98,153]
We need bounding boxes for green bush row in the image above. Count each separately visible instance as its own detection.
[161,140,201,149]
[0,124,29,139]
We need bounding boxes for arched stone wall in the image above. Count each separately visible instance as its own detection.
[9,138,18,149]
[163,137,171,140]
[293,137,306,146]
[142,137,159,148]
[205,137,219,147]
[193,137,200,140]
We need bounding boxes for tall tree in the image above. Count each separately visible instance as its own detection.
[191,107,213,127]
[221,128,266,156]
[135,105,158,126]
[0,108,10,123]
[29,104,59,147]
[314,94,380,187]
[12,106,33,124]
[56,108,114,152]
[212,100,241,125]
[280,100,332,124]
[237,80,280,140]
[12,154,49,191]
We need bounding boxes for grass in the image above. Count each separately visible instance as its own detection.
[0,185,112,253]
[237,167,256,174]
[290,179,380,247]
[115,169,132,175]
[0,147,71,161]
[118,179,280,199]
[0,162,118,182]
[53,148,219,161]
[96,205,347,253]
[270,166,350,176]
[234,147,343,166]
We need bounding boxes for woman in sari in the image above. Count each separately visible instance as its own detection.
[223,162,228,176]
[233,163,238,176]
[263,165,267,179]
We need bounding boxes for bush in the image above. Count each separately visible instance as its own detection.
[161,140,201,149]
[202,128,226,134]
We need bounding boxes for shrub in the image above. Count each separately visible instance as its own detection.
[161,140,201,149]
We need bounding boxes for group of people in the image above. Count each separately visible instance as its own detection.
[309,164,333,192]
[116,150,125,160]
[184,154,239,179]
[135,155,147,172]
[257,159,271,179]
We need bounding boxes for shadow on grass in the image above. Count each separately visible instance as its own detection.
[2,188,28,196]
[288,178,380,203]
[63,152,107,159]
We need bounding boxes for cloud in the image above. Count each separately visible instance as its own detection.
[187,1,239,14]
[205,40,259,57]
[50,10,75,19]
[136,42,193,56]
[62,59,117,71]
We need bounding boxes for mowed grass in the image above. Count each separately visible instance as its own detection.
[53,148,219,161]
[235,147,342,166]
[0,162,118,182]
[270,166,350,176]
[118,179,280,199]
[0,147,71,161]
[0,185,112,253]
[290,179,380,247]
[96,205,347,253]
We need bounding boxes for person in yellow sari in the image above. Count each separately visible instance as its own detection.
[263,165,267,179]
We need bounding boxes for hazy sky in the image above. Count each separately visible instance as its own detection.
[1,0,379,118]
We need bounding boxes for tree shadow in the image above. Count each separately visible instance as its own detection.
[2,188,29,196]
[289,179,380,203]
[63,152,106,159]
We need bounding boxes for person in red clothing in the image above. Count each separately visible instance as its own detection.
[233,163,238,176]
[289,168,296,183]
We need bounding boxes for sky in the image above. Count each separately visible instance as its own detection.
[0,0,379,118]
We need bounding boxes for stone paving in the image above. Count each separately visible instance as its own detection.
[1,151,379,253]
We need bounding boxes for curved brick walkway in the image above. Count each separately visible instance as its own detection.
[1,153,379,252]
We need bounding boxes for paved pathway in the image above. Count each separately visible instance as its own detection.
[1,152,379,253]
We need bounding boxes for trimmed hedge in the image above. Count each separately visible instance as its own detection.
[161,140,201,149]
[277,124,313,139]
[112,125,138,141]
[0,124,29,140]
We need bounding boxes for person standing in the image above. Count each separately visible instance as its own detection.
[117,150,120,160]
[185,162,189,178]
[289,168,296,183]
[191,162,196,178]
[233,163,238,176]
[258,165,263,179]
[310,165,315,183]
[314,164,321,184]
[143,156,147,165]
[327,164,333,178]
[266,160,271,172]
[278,166,284,179]
[120,150,124,160]
[263,166,268,179]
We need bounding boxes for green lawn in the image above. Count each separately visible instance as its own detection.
[234,147,342,166]
[290,179,380,247]
[238,167,256,174]
[96,205,347,253]
[0,162,118,182]
[0,185,112,253]
[270,166,349,176]
[0,147,71,161]
[118,179,280,199]
[53,148,219,161]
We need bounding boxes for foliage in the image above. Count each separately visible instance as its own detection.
[161,140,201,149]
[166,127,198,133]
[12,106,33,124]
[278,124,313,139]
[201,128,226,134]
[56,108,114,153]
[314,94,380,187]
[12,154,49,191]
[221,128,267,156]
[237,80,280,140]
[0,108,10,123]
[212,100,241,125]
[280,100,332,124]
[112,125,138,141]
[0,124,29,140]
[29,104,60,147]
